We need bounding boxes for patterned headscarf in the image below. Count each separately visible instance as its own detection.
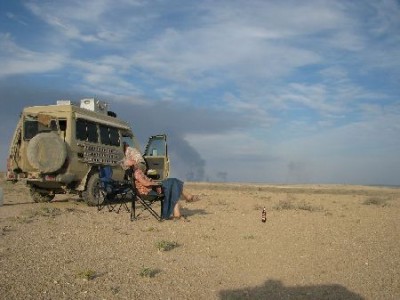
[121,147,146,171]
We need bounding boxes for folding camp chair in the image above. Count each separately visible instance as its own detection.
[97,166,135,221]
[132,179,165,222]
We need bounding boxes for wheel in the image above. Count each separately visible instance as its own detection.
[30,187,55,203]
[83,173,102,206]
[27,132,67,173]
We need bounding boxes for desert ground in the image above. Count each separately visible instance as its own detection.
[0,176,399,300]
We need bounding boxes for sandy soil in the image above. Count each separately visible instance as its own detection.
[0,178,399,299]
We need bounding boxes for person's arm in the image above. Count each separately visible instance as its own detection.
[134,169,159,187]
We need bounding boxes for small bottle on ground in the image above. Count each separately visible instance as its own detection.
[262,207,266,222]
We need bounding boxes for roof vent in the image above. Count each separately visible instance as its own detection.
[80,98,108,114]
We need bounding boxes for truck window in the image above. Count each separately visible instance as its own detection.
[99,125,110,145]
[109,127,120,146]
[23,117,58,140]
[99,125,120,146]
[24,120,38,140]
[76,119,87,141]
[87,122,97,143]
[121,131,135,148]
[76,119,98,143]
[145,137,166,156]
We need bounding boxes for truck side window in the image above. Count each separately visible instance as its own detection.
[76,119,98,143]
[121,132,135,148]
[86,122,98,143]
[99,125,120,146]
[109,127,120,146]
[76,119,87,141]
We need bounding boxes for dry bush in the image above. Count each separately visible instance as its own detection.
[139,267,159,278]
[297,201,324,212]
[273,196,323,212]
[362,197,389,207]
[273,199,295,210]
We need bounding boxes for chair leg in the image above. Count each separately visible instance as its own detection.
[138,199,163,221]
[132,196,138,221]
[130,200,134,221]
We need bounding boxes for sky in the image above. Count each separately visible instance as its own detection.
[0,0,399,185]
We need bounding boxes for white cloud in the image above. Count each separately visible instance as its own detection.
[25,0,148,44]
[0,33,65,77]
[6,12,27,25]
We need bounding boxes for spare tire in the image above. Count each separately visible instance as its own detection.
[27,132,67,173]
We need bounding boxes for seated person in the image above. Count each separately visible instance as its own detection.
[121,144,199,219]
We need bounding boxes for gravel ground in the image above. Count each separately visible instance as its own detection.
[0,179,399,299]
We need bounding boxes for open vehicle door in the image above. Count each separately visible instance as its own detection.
[143,134,169,180]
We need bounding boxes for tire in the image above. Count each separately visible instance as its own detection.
[83,173,102,206]
[30,187,55,203]
[27,132,67,173]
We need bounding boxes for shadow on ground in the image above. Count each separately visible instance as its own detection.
[219,279,364,300]
[181,208,209,217]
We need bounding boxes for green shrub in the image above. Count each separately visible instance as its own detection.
[139,267,159,278]
[156,240,178,252]
[77,269,96,280]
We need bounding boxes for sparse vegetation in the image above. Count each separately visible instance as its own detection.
[27,206,62,218]
[273,198,323,212]
[273,199,295,210]
[76,269,96,281]
[65,207,86,214]
[2,179,400,299]
[38,206,62,217]
[156,240,179,252]
[297,201,323,212]
[141,226,159,232]
[362,197,389,207]
[139,266,159,278]
[243,234,255,240]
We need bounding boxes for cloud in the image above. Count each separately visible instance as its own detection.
[25,0,148,44]
[0,33,65,77]
[6,12,27,25]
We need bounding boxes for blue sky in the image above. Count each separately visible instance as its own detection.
[1,0,399,185]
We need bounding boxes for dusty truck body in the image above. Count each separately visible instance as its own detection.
[6,99,169,205]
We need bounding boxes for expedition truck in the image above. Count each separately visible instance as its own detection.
[6,98,169,205]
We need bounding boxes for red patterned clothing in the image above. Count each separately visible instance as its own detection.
[134,168,153,195]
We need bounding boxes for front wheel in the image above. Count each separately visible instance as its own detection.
[83,173,101,206]
[30,187,55,203]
